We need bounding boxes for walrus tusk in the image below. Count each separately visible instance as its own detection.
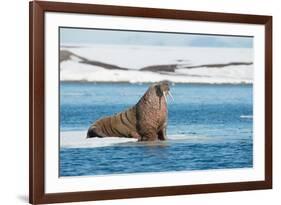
[168,91,174,101]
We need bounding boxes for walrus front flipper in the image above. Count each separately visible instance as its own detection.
[157,129,165,141]
[129,131,141,140]
[139,127,158,141]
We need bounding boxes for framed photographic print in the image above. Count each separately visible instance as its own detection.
[29,1,272,204]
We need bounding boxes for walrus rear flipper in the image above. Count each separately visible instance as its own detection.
[86,126,106,138]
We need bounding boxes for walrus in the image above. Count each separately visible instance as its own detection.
[86,81,173,141]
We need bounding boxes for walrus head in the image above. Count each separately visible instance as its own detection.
[155,81,174,103]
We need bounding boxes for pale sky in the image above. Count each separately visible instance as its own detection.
[60,27,253,48]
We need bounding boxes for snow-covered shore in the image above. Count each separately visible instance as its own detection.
[60,45,253,84]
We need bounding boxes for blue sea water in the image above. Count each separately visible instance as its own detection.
[60,82,253,176]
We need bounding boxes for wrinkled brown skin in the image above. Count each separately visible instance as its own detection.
[87,82,168,141]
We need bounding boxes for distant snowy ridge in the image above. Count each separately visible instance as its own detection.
[60,45,253,84]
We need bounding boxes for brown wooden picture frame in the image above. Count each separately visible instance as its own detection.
[29,1,272,204]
